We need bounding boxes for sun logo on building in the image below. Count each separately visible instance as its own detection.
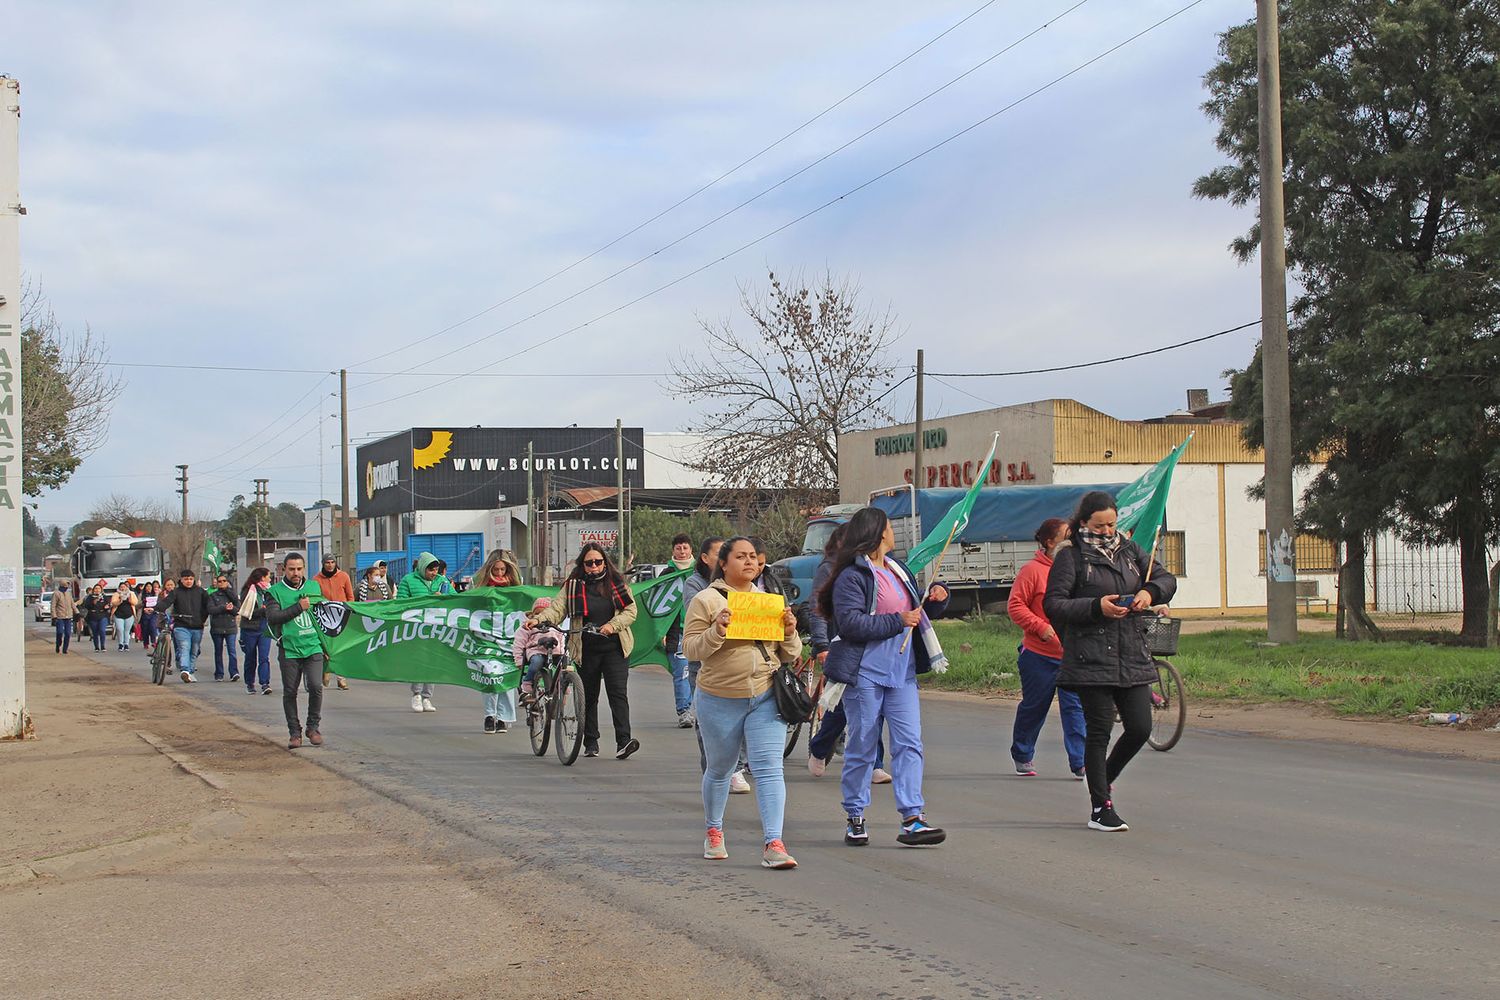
[412,430,453,470]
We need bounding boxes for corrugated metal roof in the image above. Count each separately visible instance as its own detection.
[1052,400,1263,464]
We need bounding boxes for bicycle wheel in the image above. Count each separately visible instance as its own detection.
[554,669,584,766]
[151,635,172,685]
[783,720,804,759]
[1147,659,1186,752]
[528,667,552,757]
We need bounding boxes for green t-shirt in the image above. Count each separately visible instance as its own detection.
[267,579,325,658]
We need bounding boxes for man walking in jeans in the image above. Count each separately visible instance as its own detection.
[155,568,211,682]
[265,553,328,749]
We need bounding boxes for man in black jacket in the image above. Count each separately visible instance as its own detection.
[207,573,240,683]
[156,568,212,683]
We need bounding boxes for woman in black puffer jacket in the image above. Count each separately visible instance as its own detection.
[1044,491,1176,833]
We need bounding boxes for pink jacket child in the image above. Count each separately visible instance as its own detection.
[514,598,565,697]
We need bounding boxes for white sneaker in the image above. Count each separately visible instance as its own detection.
[872,767,893,785]
[729,770,751,794]
[410,694,424,712]
[421,697,437,713]
[807,755,827,778]
[180,670,193,683]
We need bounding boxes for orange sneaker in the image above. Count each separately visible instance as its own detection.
[762,839,797,869]
[703,827,727,861]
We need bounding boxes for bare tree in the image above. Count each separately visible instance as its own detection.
[82,494,211,575]
[20,278,125,495]
[668,270,900,497]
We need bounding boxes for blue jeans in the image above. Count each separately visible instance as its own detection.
[841,674,925,819]
[55,617,73,653]
[808,700,885,769]
[212,632,239,679]
[118,616,135,649]
[696,688,787,843]
[483,687,518,723]
[240,629,272,690]
[1011,647,1086,771]
[669,645,692,713]
[523,653,547,686]
[173,626,203,674]
[88,614,109,650]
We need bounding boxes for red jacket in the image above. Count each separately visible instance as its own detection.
[1008,550,1063,659]
[314,569,355,602]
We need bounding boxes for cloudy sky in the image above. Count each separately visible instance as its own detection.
[13,0,1263,530]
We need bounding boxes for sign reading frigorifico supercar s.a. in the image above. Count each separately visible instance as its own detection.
[357,426,646,518]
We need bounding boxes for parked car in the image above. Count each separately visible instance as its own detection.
[34,594,52,622]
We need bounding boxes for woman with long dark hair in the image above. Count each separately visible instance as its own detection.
[1043,490,1176,832]
[528,542,640,759]
[1007,517,1085,778]
[238,567,274,695]
[817,507,950,848]
[683,536,802,868]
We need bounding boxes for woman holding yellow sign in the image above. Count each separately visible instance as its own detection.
[817,507,950,848]
[684,536,802,870]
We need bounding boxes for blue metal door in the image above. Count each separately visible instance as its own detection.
[406,533,485,582]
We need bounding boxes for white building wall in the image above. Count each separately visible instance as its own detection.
[412,509,491,536]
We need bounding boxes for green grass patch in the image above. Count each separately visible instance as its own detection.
[929,618,1500,716]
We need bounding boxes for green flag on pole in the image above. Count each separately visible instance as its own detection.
[1114,434,1193,544]
[906,432,1000,573]
[204,539,224,572]
[311,567,691,691]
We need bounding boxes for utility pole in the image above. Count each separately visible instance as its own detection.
[615,419,625,564]
[1257,0,1297,644]
[253,478,268,570]
[0,75,28,738]
[525,440,535,584]
[175,465,189,524]
[339,369,351,566]
[912,349,925,492]
[540,469,552,584]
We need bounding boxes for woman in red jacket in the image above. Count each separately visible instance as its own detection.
[1006,518,1086,778]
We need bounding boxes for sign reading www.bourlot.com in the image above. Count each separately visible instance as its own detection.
[357,426,647,517]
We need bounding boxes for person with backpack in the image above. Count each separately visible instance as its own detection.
[265,553,327,749]
[237,567,274,696]
[207,572,241,683]
[1043,491,1177,833]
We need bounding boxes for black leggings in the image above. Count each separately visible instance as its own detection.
[578,640,631,750]
[1074,684,1152,808]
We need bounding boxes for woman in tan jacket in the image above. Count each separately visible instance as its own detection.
[684,536,802,869]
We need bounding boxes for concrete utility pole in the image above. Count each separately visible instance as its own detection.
[0,75,28,739]
[1257,0,1297,643]
[525,440,535,584]
[615,419,624,563]
[253,478,268,568]
[540,469,552,584]
[339,369,351,565]
[175,465,189,524]
[912,349,925,492]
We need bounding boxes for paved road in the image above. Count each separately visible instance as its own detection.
[63,631,1499,999]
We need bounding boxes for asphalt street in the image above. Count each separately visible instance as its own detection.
[63,631,1500,1000]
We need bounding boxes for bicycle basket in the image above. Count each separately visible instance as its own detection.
[1144,616,1180,656]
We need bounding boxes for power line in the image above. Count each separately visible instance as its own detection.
[67,359,675,378]
[353,1,1093,395]
[929,319,1260,377]
[353,0,1207,414]
[346,0,1007,373]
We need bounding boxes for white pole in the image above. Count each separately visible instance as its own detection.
[0,76,30,738]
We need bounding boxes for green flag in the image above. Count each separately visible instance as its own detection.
[906,432,1000,573]
[1115,434,1192,545]
[312,568,691,690]
[204,539,223,572]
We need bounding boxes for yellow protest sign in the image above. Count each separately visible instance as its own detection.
[725,591,786,642]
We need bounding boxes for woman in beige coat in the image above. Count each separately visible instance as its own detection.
[684,536,802,869]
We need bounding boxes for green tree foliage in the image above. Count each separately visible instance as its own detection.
[22,507,48,565]
[629,508,735,565]
[1195,0,1500,638]
[216,495,307,547]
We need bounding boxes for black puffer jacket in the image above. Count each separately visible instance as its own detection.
[1043,538,1177,687]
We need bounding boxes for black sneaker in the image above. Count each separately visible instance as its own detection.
[615,738,640,760]
[483,716,496,733]
[494,720,507,734]
[897,814,946,847]
[844,815,869,846]
[583,744,600,758]
[1088,801,1129,832]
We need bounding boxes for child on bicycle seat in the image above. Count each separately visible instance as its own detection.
[514,597,565,700]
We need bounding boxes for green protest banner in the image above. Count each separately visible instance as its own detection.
[310,568,691,691]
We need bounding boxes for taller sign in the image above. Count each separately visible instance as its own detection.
[1,76,27,738]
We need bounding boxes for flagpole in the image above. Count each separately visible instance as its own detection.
[899,518,960,655]
[1143,525,1162,586]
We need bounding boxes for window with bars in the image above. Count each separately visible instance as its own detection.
[1258,532,1338,574]
[1158,530,1186,577]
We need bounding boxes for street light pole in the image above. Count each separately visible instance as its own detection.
[1258,0,1298,643]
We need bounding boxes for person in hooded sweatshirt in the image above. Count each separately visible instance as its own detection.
[398,552,446,712]
[315,554,355,689]
[155,568,212,683]
[526,543,639,760]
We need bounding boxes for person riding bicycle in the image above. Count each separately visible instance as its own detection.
[1043,490,1177,833]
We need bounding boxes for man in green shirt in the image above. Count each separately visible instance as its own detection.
[265,552,328,749]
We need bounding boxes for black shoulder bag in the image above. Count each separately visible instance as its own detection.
[759,640,815,723]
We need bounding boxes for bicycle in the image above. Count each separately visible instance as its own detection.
[1144,614,1186,751]
[149,626,175,686]
[522,632,585,766]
